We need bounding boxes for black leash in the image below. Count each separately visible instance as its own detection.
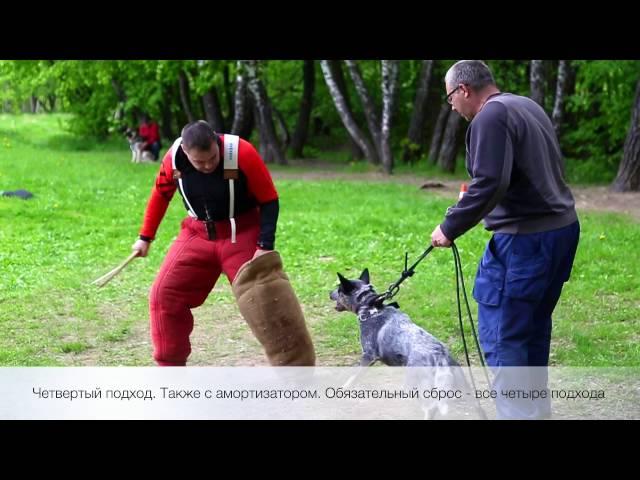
[378,243,487,369]
[451,242,485,368]
[451,243,491,386]
[451,242,491,419]
[377,242,491,413]
[375,245,435,303]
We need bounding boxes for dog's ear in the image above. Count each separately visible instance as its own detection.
[337,272,354,293]
[359,268,370,284]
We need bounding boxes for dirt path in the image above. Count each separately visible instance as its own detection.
[74,168,639,366]
[73,284,358,366]
[273,168,640,221]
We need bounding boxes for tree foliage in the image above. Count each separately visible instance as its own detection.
[1,59,639,185]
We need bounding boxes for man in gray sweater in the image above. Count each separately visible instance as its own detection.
[431,60,580,419]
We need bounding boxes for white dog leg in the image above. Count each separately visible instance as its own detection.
[341,358,378,389]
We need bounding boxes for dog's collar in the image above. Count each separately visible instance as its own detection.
[358,306,380,322]
[357,301,400,322]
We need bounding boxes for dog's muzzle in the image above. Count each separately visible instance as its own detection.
[329,288,347,311]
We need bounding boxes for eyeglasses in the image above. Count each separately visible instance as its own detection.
[445,85,462,105]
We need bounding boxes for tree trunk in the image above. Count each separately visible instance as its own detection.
[380,60,399,175]
[290,60,315,158]
[612,78,640,192]
[202,88,225,132]
[39,97,52,113]
[245,60,286,165]
[110,78,126,122]
[231,61,253,138]
[530,60,546,107]
[428,103,451,164]
[223,63,234,126]
[326,60,364,160]
[551,60,570,137]
[46,94,56,112]
[253,103,280,164]
[345,60,382,160]
[253,104,268,161]
[320,60,378,164]
[169,84,183,136]
[160,103,174,139]
[238,99,255,140]
[178,70,195,123]
[404,60,434,163]
[159,83,176,139]
[111,79,126,102]
[438,111,462,172]
[112,78,143,124]
[273,107,291,149]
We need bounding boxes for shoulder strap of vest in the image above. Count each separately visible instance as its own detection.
[171,137,183,170]
[222,134,239,243]
[223,134,240,180]
[170,137,197,218]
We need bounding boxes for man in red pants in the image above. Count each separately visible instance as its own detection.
[131,120,314,366]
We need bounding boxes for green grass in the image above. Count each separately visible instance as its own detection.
[1,113,639,366]
[277,144,469,178]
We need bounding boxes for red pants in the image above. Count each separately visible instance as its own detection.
[150,209,260,366]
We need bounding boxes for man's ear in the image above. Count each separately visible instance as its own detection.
[359,268,370,284]
[337,272,354,293]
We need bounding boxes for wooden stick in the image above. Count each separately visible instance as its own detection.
[91,251,139,288]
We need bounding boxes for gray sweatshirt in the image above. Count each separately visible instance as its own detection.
[440,92,577,241]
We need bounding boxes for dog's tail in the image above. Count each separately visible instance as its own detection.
[449,365,488,420]
[432,360,488,420]
[434,361,467,417]
[406,360,461,419]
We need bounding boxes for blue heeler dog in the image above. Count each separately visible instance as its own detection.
[330,268,478,419]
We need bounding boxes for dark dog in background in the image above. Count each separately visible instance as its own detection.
[330,268,483,419]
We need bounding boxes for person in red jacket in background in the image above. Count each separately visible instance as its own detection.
[130,120,314,366]
[138,113,161,160]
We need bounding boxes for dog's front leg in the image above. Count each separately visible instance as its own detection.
[360,353,378,367]
[341,355,378,389]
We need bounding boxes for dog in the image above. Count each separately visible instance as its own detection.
[330,268,484,419]
[125,128,155,163]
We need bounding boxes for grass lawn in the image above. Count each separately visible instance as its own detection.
[1,114,638,366]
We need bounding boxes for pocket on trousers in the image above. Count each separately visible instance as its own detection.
[473,246,504,307]
[504,252,549,301]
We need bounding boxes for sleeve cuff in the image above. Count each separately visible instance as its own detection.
[439,223,455,242]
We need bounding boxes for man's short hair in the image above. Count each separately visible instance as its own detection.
[181,120,216,151]
[445,60,496,91]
